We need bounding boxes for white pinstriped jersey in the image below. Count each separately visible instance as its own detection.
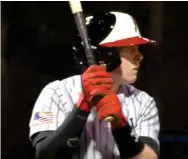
[29,75,160,159]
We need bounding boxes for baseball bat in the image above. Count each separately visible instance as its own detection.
[69,0,114,123]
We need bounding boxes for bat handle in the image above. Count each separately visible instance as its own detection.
[91,64,115,122]
[91,95,115,122]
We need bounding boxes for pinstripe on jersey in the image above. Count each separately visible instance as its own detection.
[29,75,160,159]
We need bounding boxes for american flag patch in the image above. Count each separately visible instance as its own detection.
[33,112,55,124]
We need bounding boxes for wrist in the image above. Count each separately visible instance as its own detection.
[76,92,91,112]
[112,124,144,158]
[111,113,128,130]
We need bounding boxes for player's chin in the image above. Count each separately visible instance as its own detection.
[126,75,137,84]
[119,76,137,85]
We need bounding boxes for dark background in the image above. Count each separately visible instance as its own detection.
[1,1,188,159]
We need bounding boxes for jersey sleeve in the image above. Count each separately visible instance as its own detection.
[29,80,74,138]
[134,92,160,147]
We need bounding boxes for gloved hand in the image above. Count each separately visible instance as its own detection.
[76,65,113,112]
[94,90,128,129]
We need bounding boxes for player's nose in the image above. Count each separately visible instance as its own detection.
[134,53,142,66]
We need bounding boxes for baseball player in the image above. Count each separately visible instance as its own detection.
[29,11,160,159]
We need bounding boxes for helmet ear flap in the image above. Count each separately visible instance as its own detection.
[72,36,122,73]
[97,46,121,72]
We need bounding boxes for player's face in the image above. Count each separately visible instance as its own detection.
[111,45,143,85]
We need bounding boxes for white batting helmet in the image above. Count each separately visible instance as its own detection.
[98,11,155,47]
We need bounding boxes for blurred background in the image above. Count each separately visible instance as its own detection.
[1,1,188,159]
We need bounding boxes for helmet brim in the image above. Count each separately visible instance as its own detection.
[99,36,156,47]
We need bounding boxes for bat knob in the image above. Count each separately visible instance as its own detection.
[104,116,114,122]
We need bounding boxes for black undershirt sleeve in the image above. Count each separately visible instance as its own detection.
[31,106,90,159]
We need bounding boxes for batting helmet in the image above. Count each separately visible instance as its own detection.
[72,11,155,72]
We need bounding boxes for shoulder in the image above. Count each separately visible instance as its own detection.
[62,75,82,91]
[42,75,81,92]
[46,75,82,103]
[36,75,82,101]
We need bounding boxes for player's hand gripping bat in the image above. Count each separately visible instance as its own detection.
[69,0,114,122]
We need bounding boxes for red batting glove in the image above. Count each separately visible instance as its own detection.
[76,65,113,112]
[94,90,128,129]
